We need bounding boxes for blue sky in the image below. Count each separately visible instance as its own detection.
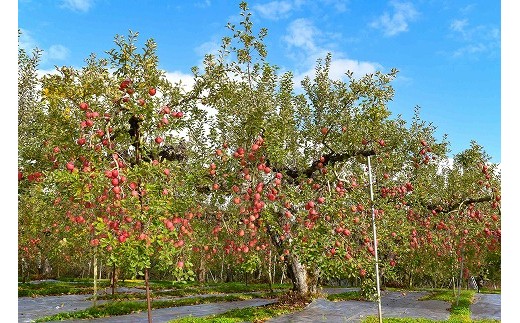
[18,0,501,163]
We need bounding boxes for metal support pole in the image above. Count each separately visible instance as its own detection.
[368,156,383,323]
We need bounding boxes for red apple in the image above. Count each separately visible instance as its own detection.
[149,87,156,96]
[119,78,131,90]
[79,102,89,110]
[162,106,171,114]
[66,162,75,171]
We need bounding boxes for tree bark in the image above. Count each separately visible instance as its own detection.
[286,253,320,295]
[93,249,98,307]
[268,249,273,293]
[145,268,152,323]
[111,264,117,295]
[197,256,206,283]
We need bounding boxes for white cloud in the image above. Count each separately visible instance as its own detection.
[283,19,380,87]
[195,0,211,8]
[328,58,380,79]
[320,0,349,12]
[452,43,487,57]
[370,1,419,37]
[449,19,500,58]
[293,55,381,86]
[60,0,94,12]
[36,69,61,79]
[436,157,454,175]
[253,0,349,18]
[18,29,38,52]
[450,19,469,34]
[165,71,196,93]
[164,71,217,119]
[195,40,221,58]
[284,18,318,52]
[254,1,294,20]
[47,45,70,61]
[18,30,69,63]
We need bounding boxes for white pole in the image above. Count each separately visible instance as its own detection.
[368,156,383,323]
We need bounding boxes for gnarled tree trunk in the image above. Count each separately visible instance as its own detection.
[286,253,320,295]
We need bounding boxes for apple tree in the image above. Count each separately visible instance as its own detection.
[179,2,488,298]
[30,31,211,320]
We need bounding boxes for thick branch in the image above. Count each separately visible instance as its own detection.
[270,149,376,180]
[426,196,494,214]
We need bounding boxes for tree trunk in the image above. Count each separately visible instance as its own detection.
[452,276,456,297]
[93,250,98,307]
[268,249,273,293]
[145,268,152,323]
[220,258,224,282]
[21,258,26,283]
[256,266,262,280]
[111,264,117,295]
[226,264,233,283]
[197,256,206,283]
[457,251,464,306]
[286,253,319,295]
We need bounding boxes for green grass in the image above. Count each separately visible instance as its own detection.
[362,289,500,323]
[168,304,298,323]
[168,293,310,323]
[33,293,279,322]
[19,278,290,298]
[18,281,99,297]
[18,278,158,297]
